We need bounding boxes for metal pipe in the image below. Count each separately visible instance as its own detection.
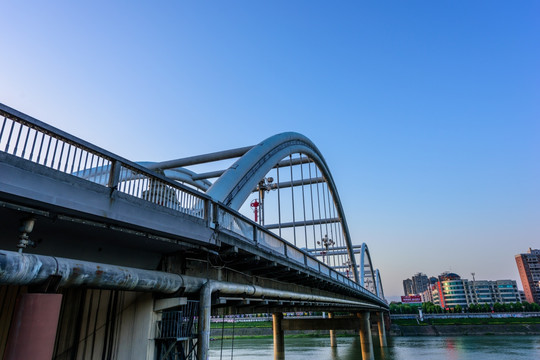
[198,281,213,360]
[196,279,383,359]
[0,250,190,293]
[0,250,384,307]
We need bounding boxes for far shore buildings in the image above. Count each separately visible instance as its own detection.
[402,273,428,296]
[431,273,521,309]
[403,272,522,309]
[515,248,540,304]
[403,278,414,296]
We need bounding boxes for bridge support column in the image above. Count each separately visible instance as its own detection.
[4,293,63,360]
[376,311,388,347]
[328,312,337,347]
[198,282,213,360]
[273,312,285,359]
[357,312,374,360]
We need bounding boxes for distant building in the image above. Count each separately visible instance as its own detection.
[412,273,429,294]
[420,287,433,303]
[433,272,467,308]
[432,272,521,309]
[515,248,540,304]
[403,278,414,296]
[403,273,429,297]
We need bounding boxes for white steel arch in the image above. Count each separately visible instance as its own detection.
[359,243,377,293]
[206,132,361,283]
[375,269,384,299]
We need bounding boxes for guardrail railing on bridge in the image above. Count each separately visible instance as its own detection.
[0,103,384,305]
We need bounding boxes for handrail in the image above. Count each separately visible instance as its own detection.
[0,103,210,220]
[0,103,386,306]
[215,205,385,305]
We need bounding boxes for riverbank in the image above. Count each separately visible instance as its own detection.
[389,323,540,336]
[210,315,540,339]
[390,313,540,336]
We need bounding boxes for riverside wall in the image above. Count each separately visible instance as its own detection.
[389,323,540,336]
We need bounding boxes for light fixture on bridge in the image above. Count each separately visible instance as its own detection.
[17,218,36,253]
[256,177,275,225]
[343,260,353,279]
[317,234,335,263]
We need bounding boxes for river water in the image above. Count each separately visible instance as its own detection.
[209,335,540,359]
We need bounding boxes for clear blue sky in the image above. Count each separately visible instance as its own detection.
[1,1,539,299]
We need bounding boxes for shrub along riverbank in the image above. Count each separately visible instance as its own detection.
[390,316,540,336]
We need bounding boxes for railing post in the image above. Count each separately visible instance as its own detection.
[107,160,121,191]
[205,200,213,228]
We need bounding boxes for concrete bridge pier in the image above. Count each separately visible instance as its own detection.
[4,293,62,360]
[357,312,374,360]
[376,311,388,347]
[328,312,337,347]
[273,312,285,359]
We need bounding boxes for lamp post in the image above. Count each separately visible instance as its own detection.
[317,234,334,264]
[343,260,353,279]
[257,177,274,225]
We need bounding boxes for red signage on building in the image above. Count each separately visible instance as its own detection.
[401,295,422,303]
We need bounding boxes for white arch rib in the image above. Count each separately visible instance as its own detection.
[359,243,377,295]
[206,132,360,283]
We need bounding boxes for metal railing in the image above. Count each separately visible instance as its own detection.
[216,207,383,305]
[155,301,198,340]
[0,104,207,219]
[0,103,385,306]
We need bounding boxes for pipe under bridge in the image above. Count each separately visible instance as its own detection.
[0,103,388,360]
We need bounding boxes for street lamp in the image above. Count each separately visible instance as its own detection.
[257,177,274,225]
[343,260,353,279]
[317,234,334,263]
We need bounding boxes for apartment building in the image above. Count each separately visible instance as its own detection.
[515,248,540,304]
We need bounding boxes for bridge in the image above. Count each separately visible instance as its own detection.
[0,103,388,360]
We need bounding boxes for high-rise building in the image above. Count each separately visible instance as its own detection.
[412,273,429,294]
[403,279,415,296]
[515,248,540,304]
[403,273,429,296]
[403,278,414,296]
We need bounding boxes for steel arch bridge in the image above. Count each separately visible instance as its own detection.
[142,132,385,299]
[0,102,386,303]
[0,102,389,360]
